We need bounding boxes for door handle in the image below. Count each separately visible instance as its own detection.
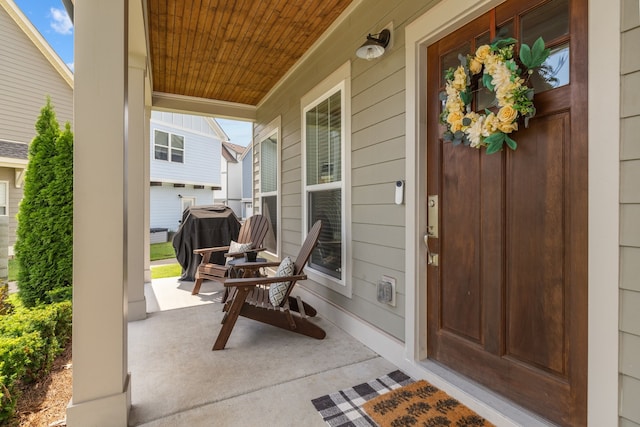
[425,195,439,266]
[423,234,439,267]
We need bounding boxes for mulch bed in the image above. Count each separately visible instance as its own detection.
[9,344,72,427]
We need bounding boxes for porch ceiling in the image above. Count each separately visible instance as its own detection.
[147,0,354,107]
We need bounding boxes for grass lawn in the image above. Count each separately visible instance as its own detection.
[151,263,182,279]
[150,242,175,261]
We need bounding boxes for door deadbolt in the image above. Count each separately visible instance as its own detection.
[427,195,438,238]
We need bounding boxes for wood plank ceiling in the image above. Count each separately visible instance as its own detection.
[147,0,354,106]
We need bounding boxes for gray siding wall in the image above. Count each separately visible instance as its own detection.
[254,0,436,341]
[620,0,640,425]
[0,9,73,142]
[0,6,73,250]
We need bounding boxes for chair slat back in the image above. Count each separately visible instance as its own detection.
[274,220,322,306]
[293,220,322,275]
[237,215,270,249]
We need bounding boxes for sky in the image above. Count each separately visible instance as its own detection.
[12,0,253,147]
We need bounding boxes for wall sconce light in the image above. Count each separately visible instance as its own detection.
[356,29,391,60]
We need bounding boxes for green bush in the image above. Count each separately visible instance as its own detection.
[0,298,72,422]
[15,98,73,307]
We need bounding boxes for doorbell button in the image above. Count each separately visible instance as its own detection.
[395,180,404,205]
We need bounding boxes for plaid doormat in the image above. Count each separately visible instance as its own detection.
[311,370,414,427]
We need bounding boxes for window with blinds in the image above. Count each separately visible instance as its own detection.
[260,133,278,254]
[306,91,342,186]
[304,88,344,281]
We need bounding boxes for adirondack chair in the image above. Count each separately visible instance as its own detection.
[191,214,270,295]
[212,220,325,350]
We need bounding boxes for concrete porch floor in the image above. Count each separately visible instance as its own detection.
[131,274,553,427]
[128,277,400,426]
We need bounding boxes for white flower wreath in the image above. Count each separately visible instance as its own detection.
[440,37,550,154]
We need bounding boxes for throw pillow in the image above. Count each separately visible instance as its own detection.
[269,256,294,306]
[226,240,253,265]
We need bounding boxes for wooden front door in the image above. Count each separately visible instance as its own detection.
[426,1,587,425]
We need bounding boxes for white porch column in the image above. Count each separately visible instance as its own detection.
[128,54,147,321]
[144,105,151,284]
[67,1,130,425]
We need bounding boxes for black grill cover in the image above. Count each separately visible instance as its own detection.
[172,205,241,281]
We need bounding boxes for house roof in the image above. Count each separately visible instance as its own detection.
[221,140,248,164]
[223,141,247,156]
[206,118,231,142]
[0,0,73,88]
[0,140,28,160]
[147,0,355,108]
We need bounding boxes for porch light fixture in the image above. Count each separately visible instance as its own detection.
[356,29,391,60]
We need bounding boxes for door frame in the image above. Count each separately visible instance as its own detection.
[404,0,619,424]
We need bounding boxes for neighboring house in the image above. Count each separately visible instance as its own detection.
[69,0,637,426]
[149,111,224,233]
[0,0,73,255]
[216,140,253,219]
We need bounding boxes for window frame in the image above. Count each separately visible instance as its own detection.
[301,61,352,297]
[257,116,281,258]
[154,129,185,163]
[180,196,196,214]
[0,181,8,216]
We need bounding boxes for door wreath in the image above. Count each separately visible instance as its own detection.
[440,37,550,154]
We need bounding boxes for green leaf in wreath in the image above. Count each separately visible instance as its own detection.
[486,138,504,154]
[519,43,532,68]
[460,90,472,106]
[462,117,472,126]
[491,37,517,49]
[439,90,448,102]
[505,134,518,150]
[452,137,463,146]
[526,88,535,100]
[444,67,455,82]
[482,73,494,91]
[443,131,453,142]
[529,37,551,69]
[454,130,464,140]
[483,132,504,144]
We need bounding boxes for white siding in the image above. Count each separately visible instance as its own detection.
[620,0,640,424]
[149,115,221,186]
[149,184,214,231]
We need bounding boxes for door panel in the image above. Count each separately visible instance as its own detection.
[506,112,568,376]
[425,1,587,425]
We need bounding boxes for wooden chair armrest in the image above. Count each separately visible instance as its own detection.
[229,260,281,269]
[224,251,250,258]
[194,246,230,255]
[223,274,307,288]
[224,246,267,258]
